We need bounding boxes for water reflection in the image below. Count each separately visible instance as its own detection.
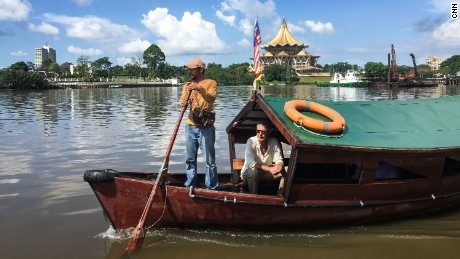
[1,84,460,258]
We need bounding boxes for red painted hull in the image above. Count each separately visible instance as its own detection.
[88,175,460,230]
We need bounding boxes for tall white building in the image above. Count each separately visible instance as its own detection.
[35,44,56,68]
[425,56,442,70]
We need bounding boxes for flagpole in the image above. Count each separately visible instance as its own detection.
[253,18,262,93]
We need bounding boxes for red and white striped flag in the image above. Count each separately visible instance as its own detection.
[253,19,263,82]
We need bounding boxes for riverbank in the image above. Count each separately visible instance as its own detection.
[52,81,174,88]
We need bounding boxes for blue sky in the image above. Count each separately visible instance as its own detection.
[1,0,459,69]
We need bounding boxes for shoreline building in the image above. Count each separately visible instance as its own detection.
[35,44,56,68]
[260,19,321,75]
[425,55,442,71]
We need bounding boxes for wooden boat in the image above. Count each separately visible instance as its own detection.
[84,93,460,231]
[317,70,369,87]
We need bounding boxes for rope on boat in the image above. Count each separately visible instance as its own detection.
[294,120,344,138]
[188,187,460,208]
[147,183,169,229]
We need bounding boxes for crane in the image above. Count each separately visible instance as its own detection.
[409,53,419,77]
[391,44,397,78]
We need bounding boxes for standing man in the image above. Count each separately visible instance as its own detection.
[179,58,218,190]
[241,119,284,195]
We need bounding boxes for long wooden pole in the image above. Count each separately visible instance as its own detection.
[387,53,391,98]
[125,89,192,254]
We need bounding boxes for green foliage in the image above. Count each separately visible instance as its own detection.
[364,62,387,79]
[440,55,460,75]
[10,61,29,72]
[92,57,112,78]
[204,63,253,85]
[75,55,93,81]
[0,68,51,89]
[143,44,165,78]
[109,65,124,77]
[417,64,433,77]
[262,64,299,84]
[322,62,361,73]
[156,63,186,80]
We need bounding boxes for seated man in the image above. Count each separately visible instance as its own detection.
[241,119,284,195]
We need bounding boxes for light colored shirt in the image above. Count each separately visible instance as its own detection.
[241,136,283,179]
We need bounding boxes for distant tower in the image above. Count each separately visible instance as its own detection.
[35,43,57,68]
[259,18,320,75]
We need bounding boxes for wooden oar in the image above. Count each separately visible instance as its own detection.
[126,89,192,254]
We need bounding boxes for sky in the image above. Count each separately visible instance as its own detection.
[1,0,459,69]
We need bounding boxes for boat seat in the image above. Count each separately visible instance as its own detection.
[230,158,287,195]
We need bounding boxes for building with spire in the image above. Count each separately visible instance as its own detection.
[260,19,321,75]
[35,44,56,68]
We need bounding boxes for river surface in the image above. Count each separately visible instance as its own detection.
[1,84,460,259]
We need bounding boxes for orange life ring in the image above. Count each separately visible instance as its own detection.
[284,100,346,134]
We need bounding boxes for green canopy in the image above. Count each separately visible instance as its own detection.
[266,95,460,149]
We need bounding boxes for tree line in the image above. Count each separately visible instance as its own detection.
[1,43,459,89]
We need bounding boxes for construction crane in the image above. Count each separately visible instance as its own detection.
[391,44,397,78]
[409,53,419,77]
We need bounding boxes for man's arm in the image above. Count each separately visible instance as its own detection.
[199,80,217,104]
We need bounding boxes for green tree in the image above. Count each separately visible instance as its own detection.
[143,44,165,78]
[131,52,144,79]
[0,64,51,89]
[41,58,53,71]
[124,63,138,78]
[75,55,92,81]
[92,57,112,78]
[49,62,60,74]
[225,63,253,85]
[440,55,460,75]
[26,61,35,71]
[205,63,228,84]
[156,63,185,80]
[262,64,299,84]
[323,62,360,74]
[364,62,387,80]
[110,65,124,77]
[10,61,29,72]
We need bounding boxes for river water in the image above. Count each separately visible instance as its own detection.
[1,84,460,259]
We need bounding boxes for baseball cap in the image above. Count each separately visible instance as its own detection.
[185,58,206,69]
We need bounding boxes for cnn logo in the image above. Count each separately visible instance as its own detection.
[453,3,458,19]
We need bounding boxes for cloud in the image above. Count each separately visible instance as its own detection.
[305,20,334,34]
[10,50,27,56]
[67,45,103,55]
[28,22,59,35]
[414,16,445,32]
[287,22,306,34]
[237,38,251,48]
[216,10,236,26]
[116,57,132,66]
[141,8,229,55]
[43,13,135,40]
[432,20,460,42]
[429,0,454,13]
[0,28,15,36]
[239,18,252,36]
[219,0,277,20]
[118,38,151,53]
[0,0,32,22]
[73,0,93,6]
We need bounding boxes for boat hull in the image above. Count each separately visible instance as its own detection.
[88,175,460,230]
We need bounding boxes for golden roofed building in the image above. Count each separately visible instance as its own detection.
[260,18,321,75]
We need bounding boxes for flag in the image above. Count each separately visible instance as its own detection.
[253,19,263,81]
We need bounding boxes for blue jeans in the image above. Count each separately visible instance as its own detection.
[184,124,218,189]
